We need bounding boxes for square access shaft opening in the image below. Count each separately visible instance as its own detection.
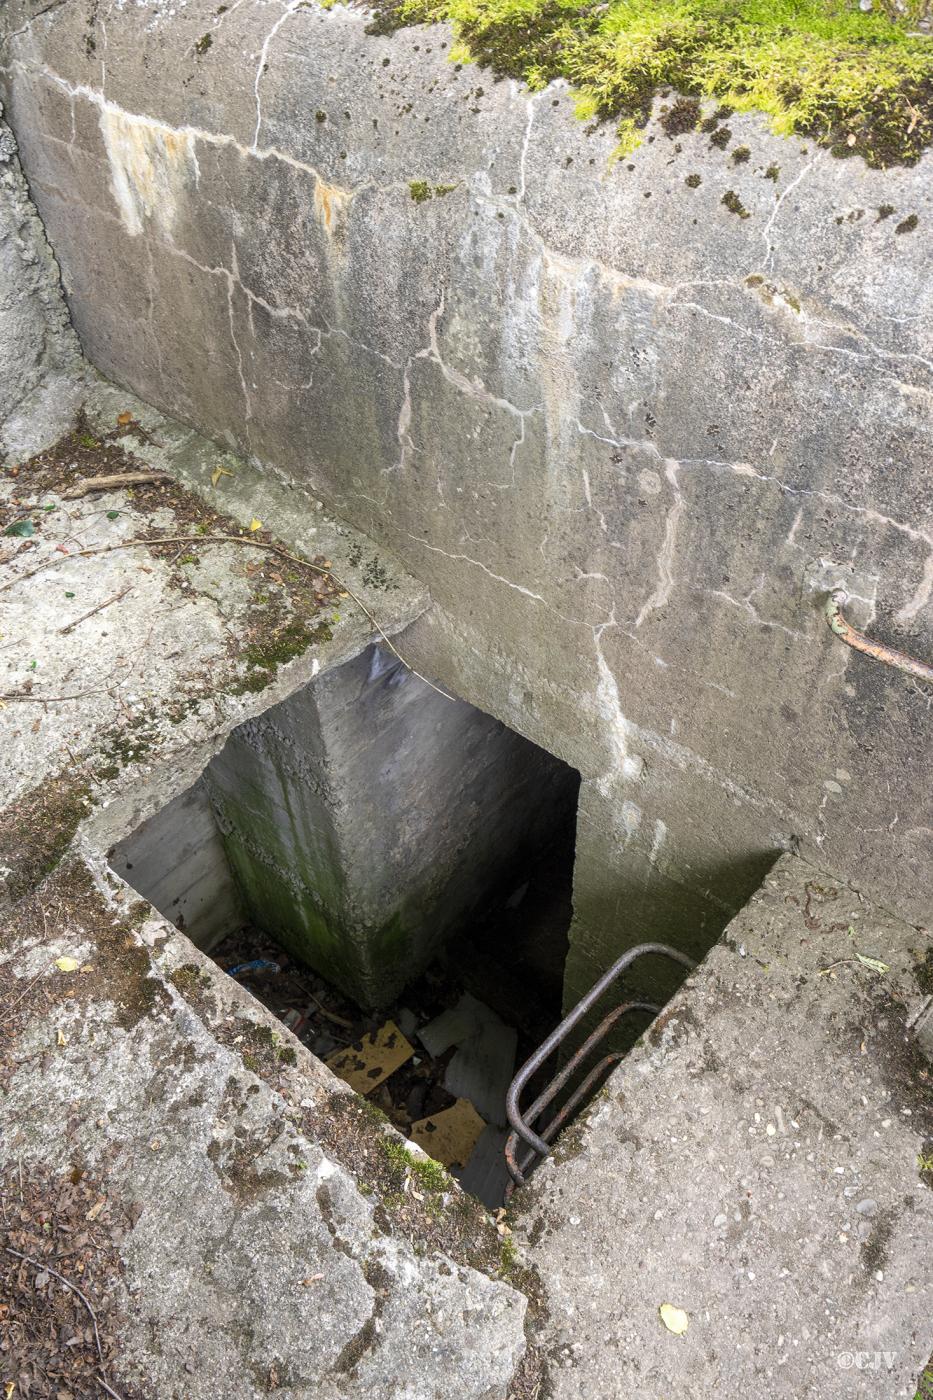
[110,642,580,1205]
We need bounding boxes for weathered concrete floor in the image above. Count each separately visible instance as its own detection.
[515,853,933,1398]
[0,378,529,1397]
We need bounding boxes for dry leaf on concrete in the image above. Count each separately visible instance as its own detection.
[659,1303,690,1335]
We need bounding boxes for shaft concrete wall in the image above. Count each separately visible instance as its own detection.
[110,778,244,952]
[3,0,932,1007]
[205,644,579,1006]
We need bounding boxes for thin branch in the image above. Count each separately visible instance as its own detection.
[63,471,170,499]
[2,1245,125,1399]
[59,586,133,635]
[291,975,354,1029]
[2,533,455,700]
[0,966,50,1022]
[0,688,107,704]
[97,1375,128,1400]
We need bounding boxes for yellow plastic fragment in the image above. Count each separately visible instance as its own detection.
[410,1098,486,1169]
[325,1020,414,1095]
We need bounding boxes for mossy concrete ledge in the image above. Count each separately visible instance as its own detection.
[0,855,528,1397]
[0,375,428,910]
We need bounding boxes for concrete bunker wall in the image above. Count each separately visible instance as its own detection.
[0,98,81,457]
[113,642,580,1008]
[3,1,933,1010]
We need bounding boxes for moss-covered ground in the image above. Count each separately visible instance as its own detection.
[366,0,933,166]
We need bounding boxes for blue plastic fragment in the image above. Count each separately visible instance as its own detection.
[226,958,281,977]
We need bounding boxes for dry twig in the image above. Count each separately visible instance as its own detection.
[1,533,455,700]
[63,472,171,498]
[59,586,133,635]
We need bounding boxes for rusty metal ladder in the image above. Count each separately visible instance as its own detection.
[504,942,697,1188]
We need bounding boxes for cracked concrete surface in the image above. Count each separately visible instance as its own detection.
[0,5,932,1394]
[0,372,428,858]
[3,0,931,1006]
[1,855,527,1399]
[0,318,529,1396]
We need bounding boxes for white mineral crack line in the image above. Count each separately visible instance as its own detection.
[635,460,683,629]
[404,535,595,630]
[676,457,933,622]
[252,0,304,151]
[482,176,933,386]
[421,290,539,421]
[760,151,824,271]
[516,88,539,203]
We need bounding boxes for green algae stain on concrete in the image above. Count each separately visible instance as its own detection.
[368,0,933,166]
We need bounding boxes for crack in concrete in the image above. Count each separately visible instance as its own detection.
[635,460,683,630]
[251,0,302,151]
[761,151,824,271]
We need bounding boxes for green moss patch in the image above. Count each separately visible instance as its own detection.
[409,179,460,201]
[0,769,92,903]
[369,0,933,166]
[722,187,750,217]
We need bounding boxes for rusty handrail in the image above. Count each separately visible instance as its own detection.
[825,590,933,683]
[504,1001,658,1187]
[505,942,696,1185]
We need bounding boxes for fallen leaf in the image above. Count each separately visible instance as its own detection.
[249,518,263,532]
[85,1197,106,1221]
[80,964,94,974]
[659,1303,689,1335]
[117,411,133,426]
[855,953,889,974]
[4,520,35,538]
[55,957,79,973]
[210,465,233,487]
